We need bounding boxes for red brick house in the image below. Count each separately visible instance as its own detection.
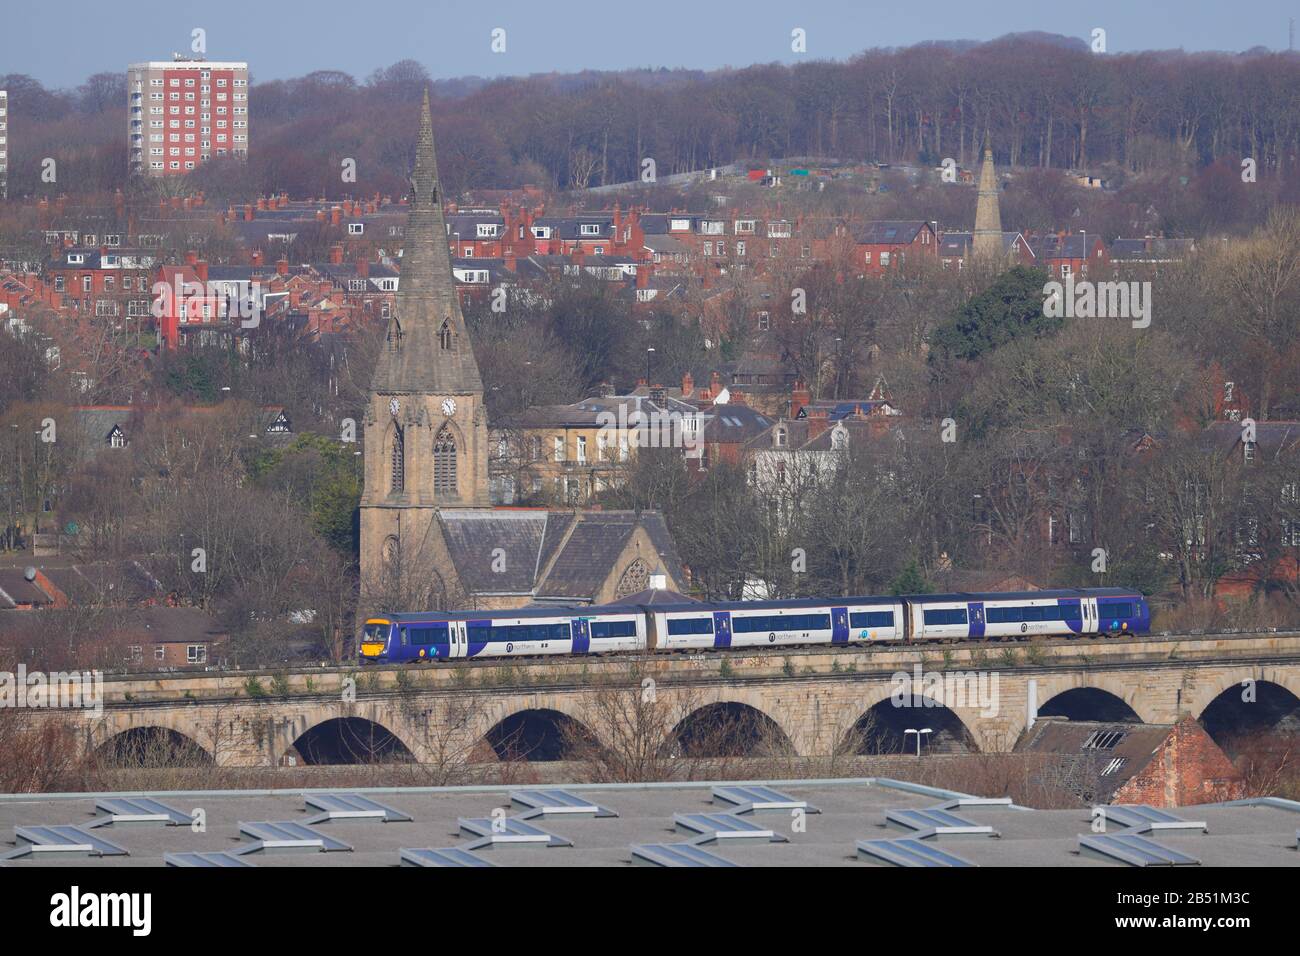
[1017,716,1246,807]
[852,220,938,276]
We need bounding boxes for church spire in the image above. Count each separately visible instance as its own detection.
[370,89,483,395]
[972,137,1003,261]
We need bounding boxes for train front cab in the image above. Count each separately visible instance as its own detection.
[359,619,393,663]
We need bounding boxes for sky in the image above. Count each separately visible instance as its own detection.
[5,0,1297,88]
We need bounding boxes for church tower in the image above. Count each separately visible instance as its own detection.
[360,90,490,609]
[971,140,1003,262]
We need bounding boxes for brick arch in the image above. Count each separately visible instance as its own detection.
[1032,673,1163,721]
[835,679,986,754]
[1183,665,1300,723]
[475,695,604,761]
[92,720,214,764]
[282,712,419,766]
[670,686,807,753]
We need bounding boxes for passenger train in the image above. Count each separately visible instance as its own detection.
[359,588,1150,664]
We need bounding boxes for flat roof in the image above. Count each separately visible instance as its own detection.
[1,779,1296,868]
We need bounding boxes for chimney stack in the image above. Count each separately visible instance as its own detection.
[276,258,289,276]
[790,380,811,419]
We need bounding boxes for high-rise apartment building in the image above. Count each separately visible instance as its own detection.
[128,56,248,176]
[0,90,9,199]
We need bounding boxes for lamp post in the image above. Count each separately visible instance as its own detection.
[904,727,933,757]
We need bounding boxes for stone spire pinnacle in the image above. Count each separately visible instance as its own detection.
[972,138,1003,261]
[369,88,483,395]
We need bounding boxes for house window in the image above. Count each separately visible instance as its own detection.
[576,435,587,463]
[554,436,566,462]
[187,644,207,664]
[155,645,166,661]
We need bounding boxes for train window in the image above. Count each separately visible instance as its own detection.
[666,617,714,636]
[850,611,894,628]
[732,616,768,633]
[1099,603,1134,620]
[1061,604,1082,621]
[468,623,492,644]
[591,620,636,639]
[922,608,968,626]
[408,623,450,646]
[987,607,1018,624]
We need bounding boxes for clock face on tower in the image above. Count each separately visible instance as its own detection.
[389,398,400,418]
[441,398,457,417]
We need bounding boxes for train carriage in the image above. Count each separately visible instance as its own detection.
[646,597,905,651]
[906,588,1150,641]
[360,607,645,663]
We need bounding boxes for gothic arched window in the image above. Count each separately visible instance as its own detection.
[386,318,402,352]
[433,427,457,495]
[438,319,452,350]
[615,558,650,597]
[390,425,405,493]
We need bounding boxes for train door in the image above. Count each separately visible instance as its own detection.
[571,618,591,655]
[1081,597,1099,634]
[448,621,469,658]
[713,611,732,649]
[832,606,849,644]
[967,602,985,640]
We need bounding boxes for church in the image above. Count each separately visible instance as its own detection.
[359,93,687,613]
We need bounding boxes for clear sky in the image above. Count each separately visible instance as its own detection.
[6,0,1296,88]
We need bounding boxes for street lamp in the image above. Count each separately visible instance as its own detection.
[904,727,933,757]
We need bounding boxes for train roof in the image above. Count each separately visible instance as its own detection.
[380,606,642,623]
[631,596,899,614]
[902,588,1145,603]
[373,588,1146,622]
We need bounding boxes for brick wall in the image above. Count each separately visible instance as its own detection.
[1114,715,1245,807]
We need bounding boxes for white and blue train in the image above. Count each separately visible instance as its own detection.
[359,588,1150,664]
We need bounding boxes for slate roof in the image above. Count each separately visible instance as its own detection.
[1015,718,1178,803]
[0,569,52,609]
[435,509,687,602]
[852,220,929,245]
[1202,421,1300,459]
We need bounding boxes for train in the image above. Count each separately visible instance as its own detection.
[359,587,1150,664]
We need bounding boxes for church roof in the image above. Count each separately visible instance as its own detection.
[369,90,483,396]
[434,509,687,602]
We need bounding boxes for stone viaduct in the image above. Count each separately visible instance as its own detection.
[75,631,1300,767]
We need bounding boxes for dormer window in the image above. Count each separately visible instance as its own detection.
[439,319,452,350]
[831,427,848,450]
[1244,440,1257,462]
[774,427,787,448]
